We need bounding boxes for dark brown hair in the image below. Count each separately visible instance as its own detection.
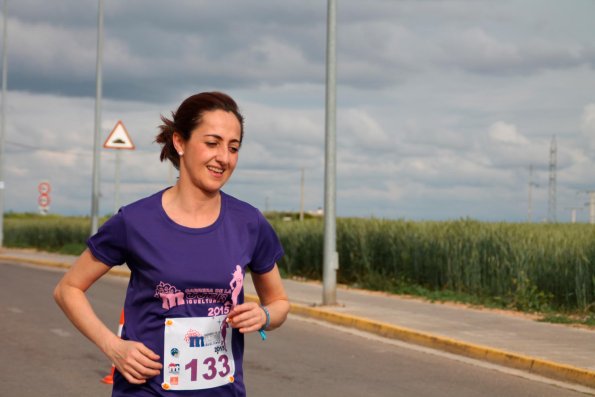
[155,91,244,170]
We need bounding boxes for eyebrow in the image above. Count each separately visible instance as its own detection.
[205,134,241,144]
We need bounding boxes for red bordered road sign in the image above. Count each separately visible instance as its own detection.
[38,181,51,194]
[103,120,135,150]
[38,194,51,207]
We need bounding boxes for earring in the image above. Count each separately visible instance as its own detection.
[178,151,184,156]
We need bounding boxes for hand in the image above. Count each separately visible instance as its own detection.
[226,302,266,334]
[105,338,162,384]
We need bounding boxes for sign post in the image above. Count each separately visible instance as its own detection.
[38,181,51,215]
[103,120,135,213]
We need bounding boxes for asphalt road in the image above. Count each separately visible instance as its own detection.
[0,261,588,397]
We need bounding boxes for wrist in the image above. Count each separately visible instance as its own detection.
[258,305,270,341]
[99,331,120,356]
[259,305,271,330]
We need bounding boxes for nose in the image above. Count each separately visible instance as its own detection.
[215,144,230,165]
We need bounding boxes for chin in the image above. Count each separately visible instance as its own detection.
[205,182,228,193]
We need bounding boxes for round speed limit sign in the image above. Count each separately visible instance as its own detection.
[38,182,51,195]
[38,194,51,207]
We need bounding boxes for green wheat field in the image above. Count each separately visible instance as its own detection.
[5,213,594,322]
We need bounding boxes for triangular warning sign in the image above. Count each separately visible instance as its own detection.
[103,120,135,150]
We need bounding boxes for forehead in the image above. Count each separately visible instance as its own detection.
[193,110,241,140]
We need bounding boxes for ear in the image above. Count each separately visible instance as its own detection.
[172,132,185,153]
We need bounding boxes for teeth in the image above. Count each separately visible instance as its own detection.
[207,166,224,174]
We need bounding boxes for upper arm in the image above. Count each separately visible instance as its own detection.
[57,249,112,293]
[251,264,288,305]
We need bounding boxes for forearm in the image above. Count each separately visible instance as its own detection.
[54,250,162,384]
[54,283,119,355]
[251,264,290,331]
[261,298,290,331]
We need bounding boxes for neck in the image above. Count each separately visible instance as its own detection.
[162,183,222,228]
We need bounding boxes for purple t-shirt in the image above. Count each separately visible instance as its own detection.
[88,189,284,396]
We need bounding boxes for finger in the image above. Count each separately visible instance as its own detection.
[138,356,163,372]
[130,360,161,378]
[228,312,255,327]
[118,344,162,378]
[124,374,147,384]
[238,324,260,333]
[231,312,265,331]
[137,343,162,364]
[131,348,163,375]
[133,361,162,377]
[228,302,259,321]
[119,364,148,384]
[229,302,258,316]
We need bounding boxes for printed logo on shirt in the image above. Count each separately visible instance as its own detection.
[155,265,245,313]
[155,282,185,310]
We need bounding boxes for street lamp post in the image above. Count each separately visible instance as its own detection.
[0,0,9,247]
[322,0,338,306]
[90,0,104,235]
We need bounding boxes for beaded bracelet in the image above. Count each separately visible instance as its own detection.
[258,305,270,341]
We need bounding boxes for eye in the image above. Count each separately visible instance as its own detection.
[229,146,240,154]
[205,141,218,148]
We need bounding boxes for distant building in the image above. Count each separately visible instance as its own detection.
[308,207,324,217]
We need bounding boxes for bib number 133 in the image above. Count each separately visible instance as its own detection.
[163,316,235,391]
[185,355,231,381]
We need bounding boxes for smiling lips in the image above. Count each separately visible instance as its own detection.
[207,165,224,175]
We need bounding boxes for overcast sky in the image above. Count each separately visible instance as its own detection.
[3,0,595,222]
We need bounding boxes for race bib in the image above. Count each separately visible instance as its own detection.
[162,316,235,391]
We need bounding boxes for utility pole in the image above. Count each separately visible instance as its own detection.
[547,135,557,223]
[299,168,305,221]
[564,207,582,223]
[322,0,338,306]
[527,164,538,222]
[577,191,595,224]
[0,0,8,247]
[587,192,595,225]
[90,0,104,235]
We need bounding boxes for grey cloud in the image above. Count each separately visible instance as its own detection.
[437,29,595,76]
[9,0,594,102]
[3,1,595,222]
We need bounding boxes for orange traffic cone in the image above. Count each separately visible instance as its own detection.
[101,309,125,384]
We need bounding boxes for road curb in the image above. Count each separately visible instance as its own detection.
[0,254,135,278]
[3,254,594,389]
[279,300,595,389]
[0,255,73,270]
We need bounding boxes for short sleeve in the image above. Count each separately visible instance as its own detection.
[248,211,284,274]
[87,210,128,266]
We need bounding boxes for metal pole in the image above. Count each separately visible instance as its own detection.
[527,164,535,223]
[589,192,595,225]
[0,0,8,247]
[299,168,305,221]
[90,0,104,235]
[114,150,121,213]
[322,0,338,306]
[548,135,557,223]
